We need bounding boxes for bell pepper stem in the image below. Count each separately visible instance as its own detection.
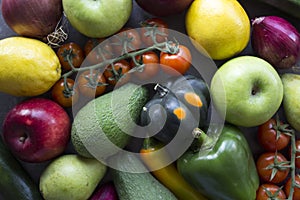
[192,128,215,150]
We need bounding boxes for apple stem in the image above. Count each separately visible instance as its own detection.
[19,135,27,143]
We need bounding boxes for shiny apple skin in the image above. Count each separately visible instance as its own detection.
[2,98,71,163]
[135,0,194,17]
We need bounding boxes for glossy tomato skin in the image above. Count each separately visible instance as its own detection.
[256,152,290,184]
[84,38,113,65]
[257,118,291,151]
[57,42,84,71]
[104,60,131,86]
[140,18,169,46]
[160,45,192,75]
[111,27,142,55]
[285,175,300,199]
[51,78,79,108]
[295,140,300,169]
[130,51,160,80]
[77,70,107,98]
[256,183,286,200]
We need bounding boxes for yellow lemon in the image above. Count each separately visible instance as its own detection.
[0,37,61,96]
[186,0,250,60]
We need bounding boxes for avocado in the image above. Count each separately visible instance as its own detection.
[71,83,148,160]
[110,153,177,200]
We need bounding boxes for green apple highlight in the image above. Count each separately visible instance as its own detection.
[210,56,283,127]
[62,0,132,38]
[281,73,300,132]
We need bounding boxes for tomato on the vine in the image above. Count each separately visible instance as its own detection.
[51,78,79,108]
[111,27,142,55]
[84,38,113,65]
[57,42,84,71]
[294,140,300,169]
[256,152,290,184]
[257,118,291,151]
[140,18,169,46]
[160,45,192,75]
[77,70,107,98]
[256,183,286,200]
[285,174,300,199]
[130,51,160,80]
[104,59,132,86]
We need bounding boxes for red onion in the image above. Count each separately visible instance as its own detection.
[1,0,64,44]
[89,182,118,200]
[251,16,300,69]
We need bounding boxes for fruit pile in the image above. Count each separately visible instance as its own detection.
[0,0,300,200]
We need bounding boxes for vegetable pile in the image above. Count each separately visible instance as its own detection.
[0,0,300,200]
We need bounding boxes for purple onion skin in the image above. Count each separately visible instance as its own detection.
[135,0,194,17]
[1,0,63,40]
[89,182,118,200]
[251,16,300,69]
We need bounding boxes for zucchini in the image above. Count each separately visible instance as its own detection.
[0,138,42,200]
[260,0,300,18]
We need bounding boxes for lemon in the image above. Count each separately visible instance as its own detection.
[185,0,250,60]
[0,37,61,96]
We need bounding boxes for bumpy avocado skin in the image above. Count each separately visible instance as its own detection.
[71,83,149,159]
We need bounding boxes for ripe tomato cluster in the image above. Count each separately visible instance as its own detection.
[255,116,300,199]
[51,18,192,108]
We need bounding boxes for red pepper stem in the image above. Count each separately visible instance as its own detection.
[192,128,215,149]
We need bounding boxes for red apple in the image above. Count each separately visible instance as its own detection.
[135,0,194,17]
[2,98,71,163]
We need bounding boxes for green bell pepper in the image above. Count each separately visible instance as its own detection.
[177,124,259,200]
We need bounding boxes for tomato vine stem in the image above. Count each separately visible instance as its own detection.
[61,37,179,89]
[288,128,297,200]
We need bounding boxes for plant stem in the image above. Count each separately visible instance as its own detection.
[192,128,215,150]
[61,40,177,81]
[288,129,296,200]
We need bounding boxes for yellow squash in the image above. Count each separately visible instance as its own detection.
[0,36,61,96]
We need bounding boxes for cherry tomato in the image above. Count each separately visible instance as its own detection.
[256,183,286,200]
[130,51,160,80]
[84,38,113,65]
[77,70,107,98]
[104,60,131,86]
[285,174,300,199]
[257,118,291,151]
[294,140,300,169]
[111,27,142,55]
[57,42,84,71]
[160,45,192,75]
[140,18,169,46]
[256,152,290,184]
[51,78,79,107]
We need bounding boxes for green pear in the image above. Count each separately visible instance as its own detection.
[281,73,300,132]
[39,154,107,200]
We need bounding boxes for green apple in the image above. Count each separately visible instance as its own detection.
[281,73,300,132]
[39,154,107,200]
[62,0,132,38]
[210,56,283,127]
